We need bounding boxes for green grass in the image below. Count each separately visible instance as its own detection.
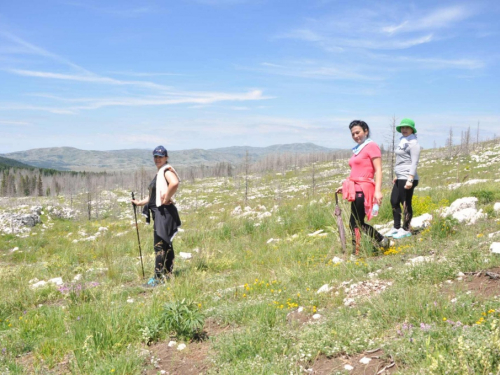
[1,140,500,373]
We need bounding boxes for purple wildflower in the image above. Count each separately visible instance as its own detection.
[420,323,431,331]
[1,348,5,354]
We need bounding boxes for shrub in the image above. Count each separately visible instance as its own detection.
[161,299,205,341]
[471,189,497,204]
[429,216,458,239]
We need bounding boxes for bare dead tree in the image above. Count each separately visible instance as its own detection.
[384,115,397,180]
[446,127,454,157]
[244,149,249,205]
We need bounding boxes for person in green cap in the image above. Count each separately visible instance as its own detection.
[386,118,421,239]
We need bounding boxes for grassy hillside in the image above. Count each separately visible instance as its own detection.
[2,143,337,172]
[1,140,500,374]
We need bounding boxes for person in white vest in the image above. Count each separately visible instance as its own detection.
[132,146,181,287]
[386,119,421,239]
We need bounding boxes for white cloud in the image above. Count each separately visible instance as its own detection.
[383,5,473,34]
[0,120,31,126]
[0,33,272,114]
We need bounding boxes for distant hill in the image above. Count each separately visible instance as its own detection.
[2,143,338,172]
[0,155,34,170]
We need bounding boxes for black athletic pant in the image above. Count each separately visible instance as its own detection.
[390,179,419,231]
[153,230,174,278]
[350,191,384,248]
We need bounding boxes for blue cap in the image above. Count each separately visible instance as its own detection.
[153,145,168,157]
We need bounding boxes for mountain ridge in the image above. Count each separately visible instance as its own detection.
[2,143,340,172]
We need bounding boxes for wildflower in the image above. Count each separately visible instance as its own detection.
[477,233,484,238]
[420,323,431,331]
[243,294,246,298]
[488,309,495,314]
[442,317,447,321]
[110,370,115,373]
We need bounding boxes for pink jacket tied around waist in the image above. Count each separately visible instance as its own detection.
[342,177,376,221]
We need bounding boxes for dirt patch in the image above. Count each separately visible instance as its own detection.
[287,309,313,325]
[144,340,211,375]
[309,349,397,375]
[450,266,500,299]
[142,319,234,374]
[17,352,73,374]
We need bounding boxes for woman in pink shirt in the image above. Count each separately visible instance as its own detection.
[336,120,390,254]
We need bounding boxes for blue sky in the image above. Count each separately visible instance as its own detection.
[0,0,499,153]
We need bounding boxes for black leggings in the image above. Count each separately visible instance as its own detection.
[349,191,384,249]
[153,230,174,278]
[390,179,418,230]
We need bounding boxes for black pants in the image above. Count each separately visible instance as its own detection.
[350,191,384,250]
[390,179,419,231]
[153,230,174,278]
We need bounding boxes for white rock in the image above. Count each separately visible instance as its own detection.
[177,228,185,233]
[312,314,321,320]
[317,284,333,294]
[127,298,134,303]
[168,341,177,347]
[451,208,486,225]
[359,357,371,364]
[489,231,500,238]
[406,256,434,265]
[73,274,82,281]
[11,247,19,252]
[411,213,433,229]
[344,298,355,307]
[48,277,63,286]
[332,256,344,264]
[344,364,354,371]
[179,252,192,259]
[494,202,500,213]
[442,197,477,216]
[30,280,47,289]
[297,306,304,313]
[177,343,186,351]
[490,243,500,254]
[308,230,324,237]
[267,238,279,244]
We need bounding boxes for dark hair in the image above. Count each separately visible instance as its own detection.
[349,120,370,137]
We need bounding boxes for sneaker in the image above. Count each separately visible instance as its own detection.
[393,228,412,239]
[142,277,164,288]
[385,228,400,237]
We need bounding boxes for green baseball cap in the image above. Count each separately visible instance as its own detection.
[396,118,417,134]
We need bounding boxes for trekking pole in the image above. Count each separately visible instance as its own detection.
[131,192,145,278]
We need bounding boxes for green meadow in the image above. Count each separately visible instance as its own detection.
[1,141,500,374]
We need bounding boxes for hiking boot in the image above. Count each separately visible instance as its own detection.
[378,237,393,250]
[385,228,400,237]
[393,229,412,239]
